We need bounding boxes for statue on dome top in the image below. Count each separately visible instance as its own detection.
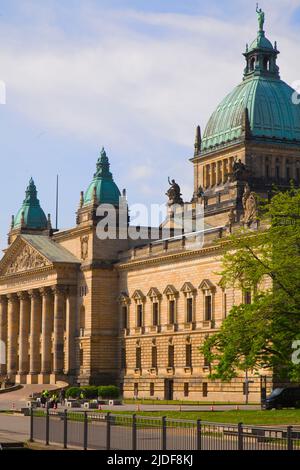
[256,4,265,32]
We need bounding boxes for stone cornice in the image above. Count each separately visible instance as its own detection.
[117,242,228,271]
[53,225,93,242]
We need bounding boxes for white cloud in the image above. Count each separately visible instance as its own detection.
[0,1,300,220]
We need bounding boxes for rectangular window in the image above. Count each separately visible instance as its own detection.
[134,383,139,398]
[203,382,208,398]
[150,383,155,397]
[205,295,212,321]
[186,298,193,323]
[168,345,175,368]
[136,347,141,369]
[204,356,210,368]
[224,293,227,318]
[151,346,157,368]
[244,290,252,305]
[286,167,290,181]
[152,302,159,326]
[184,383,189,398]
[276,166,280,180]
[137,304,143,327]
[122,306,128,329]
[186,344,192,368]
[169,300,175,324]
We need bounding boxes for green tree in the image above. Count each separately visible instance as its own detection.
[201,187,300,382]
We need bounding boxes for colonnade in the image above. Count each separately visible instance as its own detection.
[0,285,77,384]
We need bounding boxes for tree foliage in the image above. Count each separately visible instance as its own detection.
[200,187,300,382]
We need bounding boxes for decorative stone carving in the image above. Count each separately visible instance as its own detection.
[80,236,89,261]
[230,158,250,181]
[166,178,183,205]
[227,208,236,228]
[6,244,48,275]
[241,183,258,227]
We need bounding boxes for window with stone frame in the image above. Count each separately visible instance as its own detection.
[199,280,216,323]
[118,293,130,330]
[181,282,196,324]
[205,295,212,321]
[151,345,158,368]
[152,302,159,326]
[168,343,175,368]
[132,290,146,328]
[147,288,162,327]
[243,289,252,305]
[184,383,189,398]
[186,342,192,368]
[150,382,155,397]
[163,285,179,325]
[136,346,142,369]
[169,300,175,324]
[122,305,128,329]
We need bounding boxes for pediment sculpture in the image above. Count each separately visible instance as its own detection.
[5,244,49,275]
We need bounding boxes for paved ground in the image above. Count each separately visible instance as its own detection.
[0,415,30,444]
[0,385,59,411]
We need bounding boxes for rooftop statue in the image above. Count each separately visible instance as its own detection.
[166,177,183,205]
[256,3,265,32]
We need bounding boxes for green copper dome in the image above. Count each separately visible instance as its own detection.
[84,148,121,206]
[14,178,48,230]
[201,8,300,152]
[248,31,274,52]
[201,77,300,151]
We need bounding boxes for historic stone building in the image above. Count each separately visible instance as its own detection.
[0,12,300,401]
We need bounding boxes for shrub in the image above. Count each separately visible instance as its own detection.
[82,386,98,399]
[66,387,81,399]
[98,385,120,399]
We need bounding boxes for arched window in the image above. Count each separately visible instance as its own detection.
[264,56,270,71]
[250,57,256,71]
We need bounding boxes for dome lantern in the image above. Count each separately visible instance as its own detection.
[243,6,280,80]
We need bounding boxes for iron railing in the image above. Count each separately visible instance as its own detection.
[29,409,300,451]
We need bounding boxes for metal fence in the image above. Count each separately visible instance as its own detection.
[29,409,300,451]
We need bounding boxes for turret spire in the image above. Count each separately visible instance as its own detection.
[194,125,201,156]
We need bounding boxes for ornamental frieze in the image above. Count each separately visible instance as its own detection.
[5,244,50,275]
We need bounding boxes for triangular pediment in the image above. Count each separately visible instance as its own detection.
[0,237,51,276]
[199,279,216,292]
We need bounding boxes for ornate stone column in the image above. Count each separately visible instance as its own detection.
[28,290,42,384]
[16,292,30,383]
[65,286,78,377]
[39,288,53,384]
[7,294,19,379]
[52,286,66,381]
[0,296,8,375]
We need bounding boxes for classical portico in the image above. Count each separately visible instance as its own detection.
[0,234,80,385]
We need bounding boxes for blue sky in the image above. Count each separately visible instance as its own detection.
[0,0,300,249]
